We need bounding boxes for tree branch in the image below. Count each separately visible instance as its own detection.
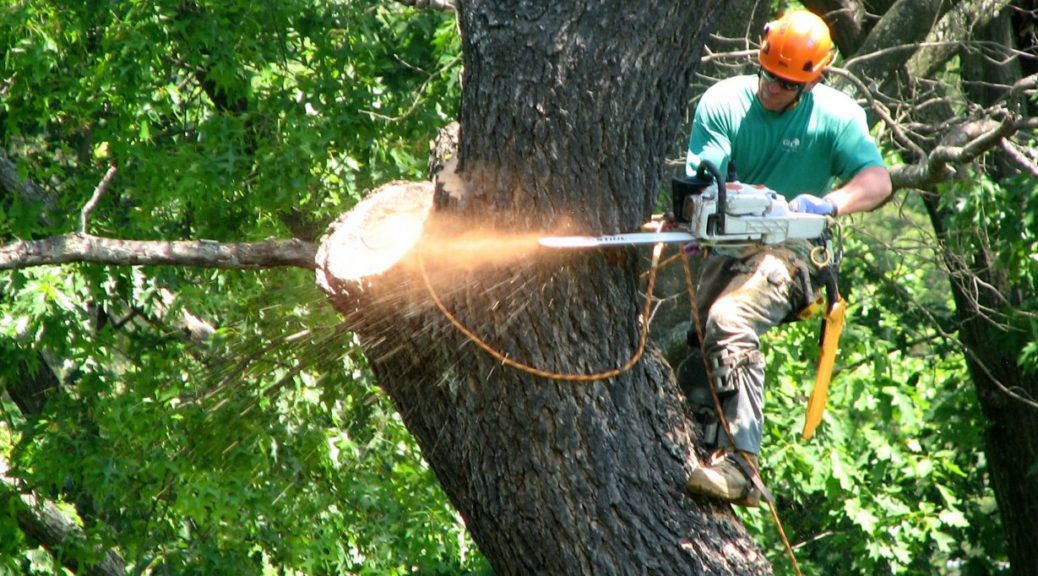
[80,164,118,234]
[0,234,317,271]
[889,114,1023,190]
[837,0,956,93]
[156,287,218,343]
[395,0,455,10]
[907,0,1017,80]
[0,459,126,576]
[1001,139,1038,178]
[828,65,928,160]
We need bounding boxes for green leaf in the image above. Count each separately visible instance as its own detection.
[844,498,879,535]
[938,509,969,528]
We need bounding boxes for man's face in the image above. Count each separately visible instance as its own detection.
[756,68,806,112]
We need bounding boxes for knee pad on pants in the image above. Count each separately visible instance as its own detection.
[707,348,764,397]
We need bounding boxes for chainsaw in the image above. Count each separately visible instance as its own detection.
[538,160,845,441]
[538,161,831,251]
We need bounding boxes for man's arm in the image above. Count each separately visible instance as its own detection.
[824,166,892,216]
[686,122,731,178]
[686,83,734,177]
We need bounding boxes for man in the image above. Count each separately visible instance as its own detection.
[681,10,892,506]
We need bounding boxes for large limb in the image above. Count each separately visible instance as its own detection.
[842,0,959,90]
[889,113,1036,190]
[0,234,316,270]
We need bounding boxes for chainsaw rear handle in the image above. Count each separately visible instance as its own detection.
[672,160,728,233]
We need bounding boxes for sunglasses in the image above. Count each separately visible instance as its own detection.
[758,68,804,92]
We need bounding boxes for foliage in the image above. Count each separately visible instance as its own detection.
[0,0,460,240]
[2,268,483,574]
[0,0,480,573]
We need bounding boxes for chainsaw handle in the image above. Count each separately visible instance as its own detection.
[696,160,726,235]
[670,159,729,229]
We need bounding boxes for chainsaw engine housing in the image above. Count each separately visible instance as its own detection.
[672,165,827,245]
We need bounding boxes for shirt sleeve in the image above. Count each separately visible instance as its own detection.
[832,106,885,181]
[686,89,733,177]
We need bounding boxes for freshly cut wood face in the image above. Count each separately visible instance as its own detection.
[318,181,434,283]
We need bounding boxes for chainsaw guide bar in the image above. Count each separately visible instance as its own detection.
[537,231,696,249]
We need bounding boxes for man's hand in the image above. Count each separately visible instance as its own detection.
[789,194,837,216]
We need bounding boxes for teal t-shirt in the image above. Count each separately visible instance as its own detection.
[686,75,884,198]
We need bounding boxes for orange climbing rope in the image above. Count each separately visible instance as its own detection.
[417,232,665,382]
[680,253,803,576]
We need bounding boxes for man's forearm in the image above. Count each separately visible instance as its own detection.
[825,166,893,215]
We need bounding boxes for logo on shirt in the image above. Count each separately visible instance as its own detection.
[781,137,801,152]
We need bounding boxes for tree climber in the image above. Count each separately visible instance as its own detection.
[680,10,892,506]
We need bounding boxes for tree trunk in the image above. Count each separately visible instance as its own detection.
[969,346,1038,576]
[317,1,773,573]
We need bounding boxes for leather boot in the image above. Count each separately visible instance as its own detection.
[686,449,761,508]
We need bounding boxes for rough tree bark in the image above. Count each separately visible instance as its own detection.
[316,1,773,574]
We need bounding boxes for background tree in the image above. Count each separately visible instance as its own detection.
[800,1,1038,573]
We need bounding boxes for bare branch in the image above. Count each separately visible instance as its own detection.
[843,0,955,87]
[396,0,455,10]
[996,73,1038,108]
[1001,140,1038,178]
[843,41,966,70]
[889,115,1025,190]
[0,234,317,271]
[158,287,217,342]
[931,114,1018,165]
[700,48,755,64]
[827,65,927,160]
[80,164,118,234]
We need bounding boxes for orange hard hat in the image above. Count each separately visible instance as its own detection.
[758,11,835,83]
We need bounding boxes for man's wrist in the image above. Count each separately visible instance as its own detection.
[824,196,839,217]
